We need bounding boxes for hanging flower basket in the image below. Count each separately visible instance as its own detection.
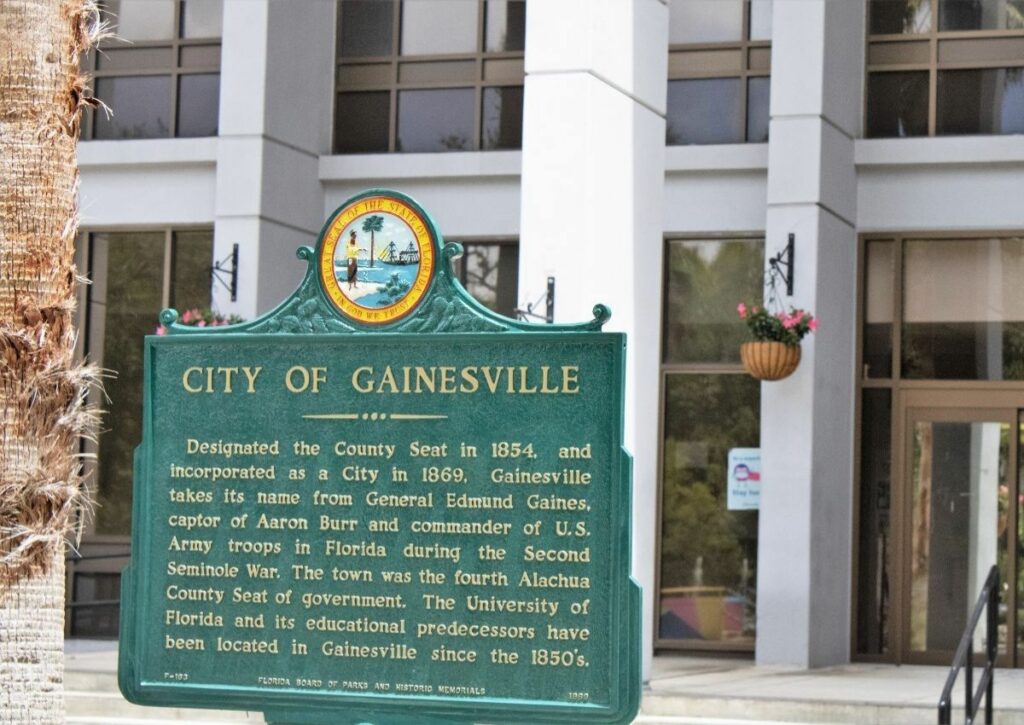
[740,341,801,381]
[736,302,816,382]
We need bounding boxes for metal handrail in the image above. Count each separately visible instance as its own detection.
[937,565,999,725]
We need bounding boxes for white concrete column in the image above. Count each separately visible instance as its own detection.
[518,0,668,680]
[755,0,864,667]
[214,0,335,317]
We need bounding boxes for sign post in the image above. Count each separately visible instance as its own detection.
[119,190,641,724]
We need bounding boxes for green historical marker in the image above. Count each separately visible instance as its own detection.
[118,190,641,724]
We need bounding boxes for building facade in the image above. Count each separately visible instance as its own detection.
[72,0,1024,676]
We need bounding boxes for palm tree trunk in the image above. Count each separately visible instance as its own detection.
[0,552,65,722]
[0,1,97,723]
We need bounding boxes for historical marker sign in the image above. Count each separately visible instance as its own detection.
[119,190,641,724]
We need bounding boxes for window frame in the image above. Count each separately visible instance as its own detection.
[82,1,222,140]
[655,233,765,653]
[865,1,1024,137]
[852,229,1024,665]
[666,0,772,146]
[333,0,525,153]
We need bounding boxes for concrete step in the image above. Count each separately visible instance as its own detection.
[641,691,1024,725]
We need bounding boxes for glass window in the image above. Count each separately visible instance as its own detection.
[397,88,475,152]
[171,231,215,309]
[939,0,1024,31]
[335,92,391,153]
[659,374,760,645]
[84,0,221,140]
[105,0,176,41]
[867,0,1024,138]
[669,0,744,44]
[335,0,525,153]
[177,73,220,137]
[902,238,1024,380]
[485,0,526,52]
[866,72,929,138]
[667,2,771,147]
[482,86,524,150]
[864,241,895,378]
[339,0,393,57]
[86,231,213,535]
[869,0,933,34]
[181,0,223,38]
[401,0,478,55]
[857,389,892,655]
[749,0,773,40]
[746,77,770,143]
[937,68,1024,136]
[93,76,173,139]
[70,573,121,638]
[88,232,166,534]
[455,242,520,317]
[663,239,764,365]
[667,79,744,145]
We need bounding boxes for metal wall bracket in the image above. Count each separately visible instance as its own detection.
[516,276,555,324]
[768,233,794,296]
[212,243,239,302]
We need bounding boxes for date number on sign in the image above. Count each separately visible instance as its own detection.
[491,442,536,459]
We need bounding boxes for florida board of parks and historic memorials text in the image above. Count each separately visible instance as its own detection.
[119,190,641,725]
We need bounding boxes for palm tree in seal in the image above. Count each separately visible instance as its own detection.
[0,1,100,721]
[362,215,384,268]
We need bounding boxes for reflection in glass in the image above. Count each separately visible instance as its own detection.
[864,241,894,378]
[70,573,121,638]
[866,71,929,137]
[902,238,1024,380]
[857,390,892,655]
[669,0,744,44]
[747,77,770,143]
[94,76,172,139]
[869,0,933,33]
[339,0,393,57]
[335,92,390,153]
[105,0,176,41]
[177,74,219,137]
[663,240,763,365]
[482,86,523,150]
[1018,414,1024,665]
[401,0,478,55]
[749,0,773,39]
[89,233,167,534]
[666,78,744,145]
[485,0,526,52]
[171,231,213,311]
[181,0,223,38]
[397,88,474,152]
[937,69,1024,136]
[456,243,519,317]
[659,374,760,644]
[909,420,1008,655]
[939,0,1024,30]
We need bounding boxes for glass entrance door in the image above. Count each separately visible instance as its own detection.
[902,400,1021,665]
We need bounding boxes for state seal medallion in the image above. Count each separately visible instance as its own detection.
[318,194,436,325]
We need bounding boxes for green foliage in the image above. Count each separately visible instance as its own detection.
[659,375,759,593]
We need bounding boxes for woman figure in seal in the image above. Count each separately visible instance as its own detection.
[345,230,360,290]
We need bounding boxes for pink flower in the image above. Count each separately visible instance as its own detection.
[196,320,206,327]
[181,309,194,323]
[809,318,819,331]
[782,315,797,329]
[737,302,747,319]
[155,326,166,336]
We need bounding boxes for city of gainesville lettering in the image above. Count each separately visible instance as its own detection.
[351,365,580,395]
